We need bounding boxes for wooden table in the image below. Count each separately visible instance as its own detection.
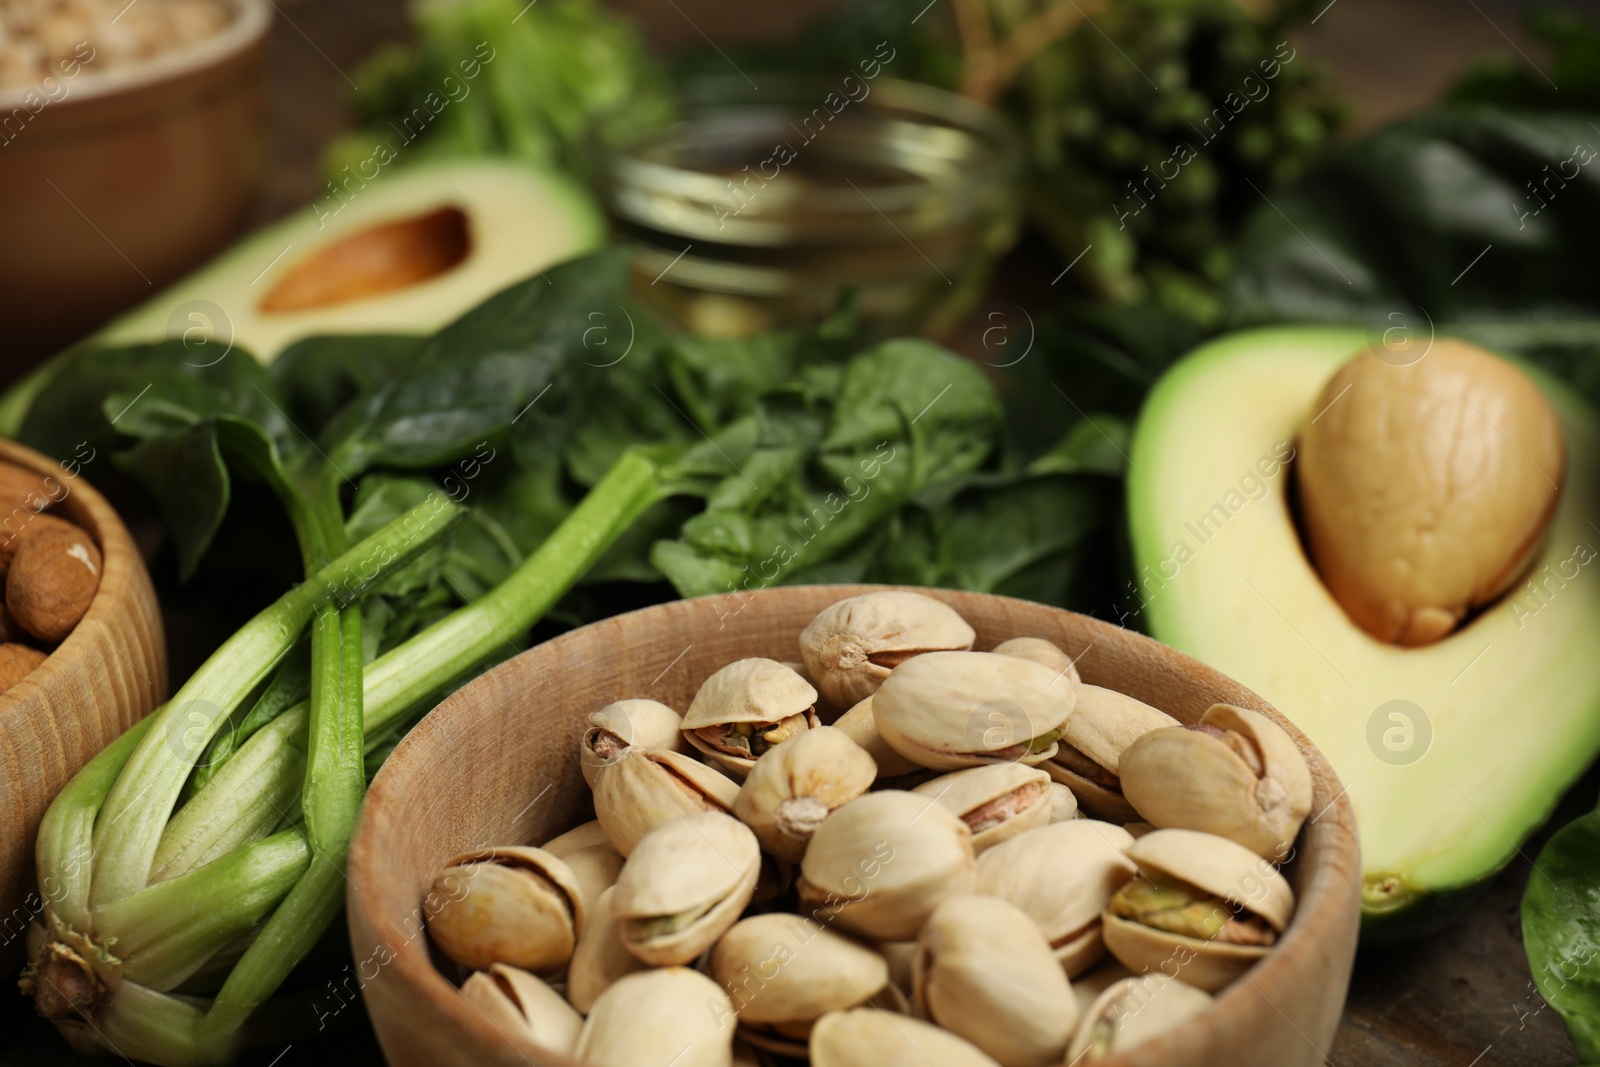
[5,1,1587,1064]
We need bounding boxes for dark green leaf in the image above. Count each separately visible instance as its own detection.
[1522,804,1600,1061]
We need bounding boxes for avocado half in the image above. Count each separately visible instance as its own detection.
[93,159,604,364]
[1127,327,1600,937]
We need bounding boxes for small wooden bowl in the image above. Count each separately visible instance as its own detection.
[0,439,166,972]
[349,586,1360,1067]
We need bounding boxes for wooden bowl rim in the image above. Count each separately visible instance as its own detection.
[349,584,1360,1067]
[0,438,152,722]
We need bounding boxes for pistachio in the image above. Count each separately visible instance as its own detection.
[991,637,1079,682]
[1101,829,1295,992]
[913,894,1078,1067]
[832,695,921,778]
[581,699,686,786]
[910,764,1052,854]
[711,913,898,1056]
[567,886,649,1014]
[1298,339,1564,646]
[799,591,977,708]
[541,820,611,858]
[592,746,740,856]
[1044,684,1177,821]
[872,651,1075,771]
[796,790,976,941]
[1120,704,1313,860]
[574,967,738,1067]
[1066,973,1214,1062]
[1047,782,1080,823]
[974,820,1137,977]
[682,658,821,777]
[459,964,582,1054]
[611,812,761,966]
[811,1009,1002,1067]
[1069,961,1137,1017]
[561,842,624,913]
[733,726,877,863]
[427,847,585,974]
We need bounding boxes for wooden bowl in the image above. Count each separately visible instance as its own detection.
[0,439,166,972]
[348,586,1360,1067]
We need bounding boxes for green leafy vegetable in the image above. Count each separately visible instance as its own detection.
[1522,804,1600,1061]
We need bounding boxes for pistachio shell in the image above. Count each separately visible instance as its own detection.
[832,695,921,778]
[1045,685,1177,820]
[592,747,740,856]
[459,964,582,1054]
[1069,961,1137,1017]
[567,887,649,1014]
[562,843,624,913]
[683,659,820,776]
[1047,782,1080,823]
[974,820,1136,977]
[712,914,892,1055]
[1100,914,1268,993]
[913,894,1078,1067]
[542,820,611,858]
[877,940,917,997]
[1067,973,1214,1062]
[910,764,1052,854]
[612,812,761,966]
[811,1009,1001,1067]
[799,592,977,707]
[574,967,737,1067]
[991,637,1079,682]
[797,790,976,941]
[427,847,585,974]
[733,726,877,863]
[581,699,686,786]
[873,651,1075,771]
[1120,704,1313,860]
[1125,829,1295,932]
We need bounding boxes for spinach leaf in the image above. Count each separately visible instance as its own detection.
[1522,803,1600,1062]
[271,334,421,433]
[1227,109,1600,385]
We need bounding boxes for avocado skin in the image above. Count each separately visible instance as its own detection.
[1358,879,1489,945]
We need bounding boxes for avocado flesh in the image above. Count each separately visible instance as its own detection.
[1127,326,1600,932]
[93,160,604,364]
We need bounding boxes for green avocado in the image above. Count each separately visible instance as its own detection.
[93,160,604,364]
[1126,327,1600,937]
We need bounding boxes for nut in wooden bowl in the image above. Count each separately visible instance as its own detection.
[347,586,1360,1067]
[0,439,165,974]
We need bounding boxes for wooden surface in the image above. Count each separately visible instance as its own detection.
[0,440,167,976]
[348,585,1362,1067]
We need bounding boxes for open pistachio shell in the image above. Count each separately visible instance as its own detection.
[734,726,877,863]
[541,820,611,858]
[991,637,1079,682]
[832,695,922,778]
[712,914,894,1056]
[612,812,761,966]
[797,790,976,941]
[581,699,686,787]
[799,592,977,708]
[974,820,1137,977]
[1047,782,1080,822]
[910,763,1052,854]
[1101,829,1295,992]
[1067,973,1214,1062]
[913,894,1078,1067]
[1069,961,1137,1017]
[427,846,585,974]
[1120,704,1313,860]
[1045,685,1177,821]
[460,964,582,1054]
[812,1009,1002,1067]
[592,747,740,856]
[566,886,649,1015]
[574,967,738,1067]
[873,651,1075,771]
[682,658,820,777]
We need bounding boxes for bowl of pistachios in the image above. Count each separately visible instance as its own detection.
[347,585,1361,1067]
